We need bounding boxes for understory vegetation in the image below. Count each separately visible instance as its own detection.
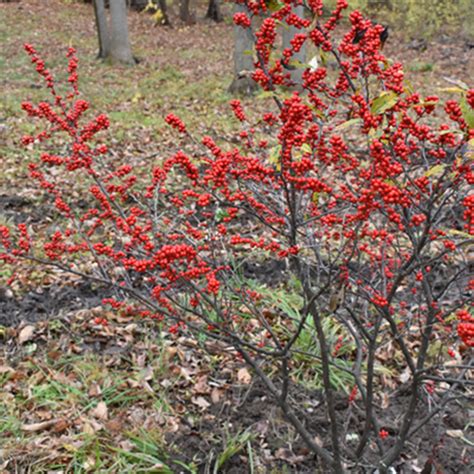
[0,1,473,473]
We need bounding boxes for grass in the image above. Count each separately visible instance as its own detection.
[212,429,255,473]
[408,61,435,73]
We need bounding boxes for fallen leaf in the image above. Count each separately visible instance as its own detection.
[191,396,211,410]
[237,367,252,384]
[141,365,154,381]
[90,402,108,420]
[193,375,210,395]
[21,419,58,432]
[275,447,306,464]
[18,325,35,344]
[446,429,464,438]
[254,420,269,436]
[83,457,96,470]
[399,367,411,384]
[88,382,102,397]
[52,419,69,433]
[165,346,177,361]
[83,420,102,435]
[105,418,123,433]
[380,392,390,410]
[211,387,222,404]
[35,409,54,421]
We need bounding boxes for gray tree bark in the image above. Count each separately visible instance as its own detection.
[93,0,110,59]
[180,0,196,25]
[109,0,135,64]
[282,4,306,88]
[228,3,258,95]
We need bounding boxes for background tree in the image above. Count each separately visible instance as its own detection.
[109,0,135,64]
[92,0,136,64]
[206,0,223,22]
[179,0,196,25]
[93,0,110,59]
[282,2,306,88]
[228,3,258,95]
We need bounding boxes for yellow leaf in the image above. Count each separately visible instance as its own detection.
[152,9,164,24]
[131,92,143,103]
[437,87,465,94]
[335,118,362,131]
[268,145,281,171]
[424,164,446,177]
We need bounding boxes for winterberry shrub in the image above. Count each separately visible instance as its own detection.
[2,1,473,472]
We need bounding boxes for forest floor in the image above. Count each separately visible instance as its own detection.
[0,1,473,473]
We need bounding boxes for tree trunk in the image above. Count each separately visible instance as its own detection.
[158,0,171,26]
[282,4,306,88]
[179,0,195,25]
[109,0,135,64]
[93,0,110,59]
[206,0,223,23]
[228,3,258,95]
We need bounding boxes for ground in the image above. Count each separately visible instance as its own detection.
[0,1,473,472]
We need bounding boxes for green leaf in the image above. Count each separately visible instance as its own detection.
[370,91,398,115]
[267,0,284,12]
[256,91,277,100]
[460,97,474,129]
[215,208,229,222]
[300,143,312,153]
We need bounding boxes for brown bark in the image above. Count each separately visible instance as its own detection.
[206,0,223,23]
[179,0,196,25]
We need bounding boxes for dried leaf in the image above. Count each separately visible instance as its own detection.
[52,419,69,433]
[399,367,411,384]
[83,419,102,435]
[35,409,54,421]
[105,418,123,434]
[141,365,154,381]
[18,325,35,344]
[90,401,108,420]
[191,396,211,410]
[237,367,252,384]
[88,382,102,397]
[275,448,306,464]
[193,375,210,395]
[211,387,222,404]
[446,429,464,438]
[21,419,58,432]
